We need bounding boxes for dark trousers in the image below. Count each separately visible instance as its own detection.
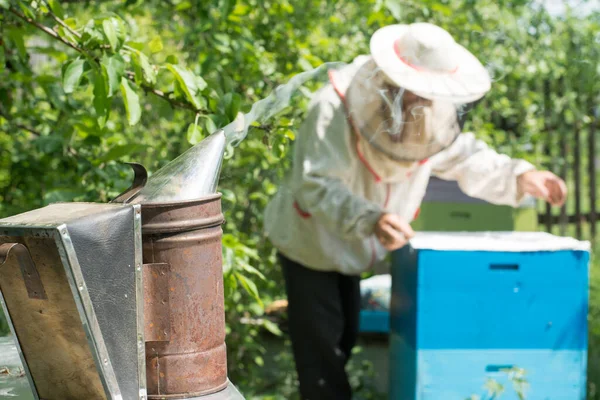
[279,253,361,400]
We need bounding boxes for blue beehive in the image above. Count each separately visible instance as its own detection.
[389,231,590,400]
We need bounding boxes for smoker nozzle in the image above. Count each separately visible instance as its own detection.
[127,129,226,204]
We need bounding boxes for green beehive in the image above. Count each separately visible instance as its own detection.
[412,177,538,232]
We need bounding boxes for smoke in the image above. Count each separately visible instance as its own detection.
[218,49,472,162]
[455,102,473,120]
[378,86,406,136]
[347,63,411,144]
[218,27,504,153]
[222,62,346,147]
[485,61,509,83]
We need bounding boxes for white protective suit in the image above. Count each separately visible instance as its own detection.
[263,56,536,275]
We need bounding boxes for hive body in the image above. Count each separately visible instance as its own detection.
[389,232,589,400]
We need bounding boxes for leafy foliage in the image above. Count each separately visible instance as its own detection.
[0,0,598,397]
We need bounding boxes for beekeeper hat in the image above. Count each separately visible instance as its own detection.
[370,22,491,103]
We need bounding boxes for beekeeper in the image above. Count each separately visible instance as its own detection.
[264,22,566,400]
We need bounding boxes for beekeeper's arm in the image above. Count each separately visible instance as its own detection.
[429,132,536,207]
[291,98,383,240]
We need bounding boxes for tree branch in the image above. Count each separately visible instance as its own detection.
[122,71,203,112]
[16,123,41,137]
[0,111,42,137]
[9,7,206,114]
[143,85,203,112]
[9,7,84,55]
[43,2,82,40]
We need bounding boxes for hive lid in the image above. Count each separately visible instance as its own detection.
[0,202,145,400]
[406,231,591,252]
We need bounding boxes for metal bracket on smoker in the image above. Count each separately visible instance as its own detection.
[0,243,47,300]
[143,262,171,342]
[111,162,148,204]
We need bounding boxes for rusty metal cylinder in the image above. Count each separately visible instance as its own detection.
[140,194,228,398]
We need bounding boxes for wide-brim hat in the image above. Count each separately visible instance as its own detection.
[370,23,491,103]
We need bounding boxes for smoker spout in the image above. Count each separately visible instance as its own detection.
[130,130,226,204]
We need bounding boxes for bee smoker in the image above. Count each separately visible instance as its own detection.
[0,130,244,399]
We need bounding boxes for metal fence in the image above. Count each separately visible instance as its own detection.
[539,79,598,240]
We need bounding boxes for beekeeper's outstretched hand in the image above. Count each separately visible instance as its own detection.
[374,213,415,251]
[518,170,567,207]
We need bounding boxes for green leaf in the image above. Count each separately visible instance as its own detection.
[283,129,296,140]
[47,0,65,18]
[40,79,67,110]
[35,135,64,154]
[0,0,9,10]
[18,2,35,19]
[81,20,106,48]
[0,47,5,75]
[99,144,143,163]
[7,28,27,60]
[186,122,203,145]
[279,117,294,126]
[196,76,207,91]
[93,71,110,128]
[222,92,242,121]
[431,3,451,16]
[120,78,141,126]
[62,58,85,94]
[222,233,238,248]
[166,55,179,64]
[56,26,78,45]
[231,3,249,15]
[203,115,218,134]
[126,41,145,51]
[63,18,77,29]
[384,0,402,20]
[236,273,262,307]
[0,88,13,114]
[175,1,192,11]
[131,52,156,86]
[102,19,119,50]
[214,33,231,47]
[166,64,206,109]
[220,189,236,204]
[249,303,264,316]
[225,273,237,296]
[254,356,264,367]
[239,245,260,260]
[149,36,163,53]
[101,54,125,97]
[239,262,266,280]
[262,319,283,336]
[249,192,268,202]
[83,135,102,146]
[222,247,234,275]
[195,95,208,111]
[110,16,128,45]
